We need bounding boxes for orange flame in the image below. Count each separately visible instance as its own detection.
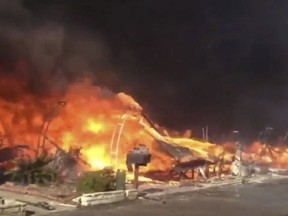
[0,76,288,174]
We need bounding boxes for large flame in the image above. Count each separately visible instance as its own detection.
[0,76,288,173]
[0,78,173,171]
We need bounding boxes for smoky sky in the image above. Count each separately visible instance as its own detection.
[1,0,288,142]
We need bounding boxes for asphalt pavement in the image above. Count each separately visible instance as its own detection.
[48,178,288,216]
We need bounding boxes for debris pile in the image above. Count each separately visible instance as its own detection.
[0,79,287,195]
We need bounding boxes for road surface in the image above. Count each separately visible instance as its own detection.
[50,179,288,216]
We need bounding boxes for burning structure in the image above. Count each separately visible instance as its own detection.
[0,76,287,190]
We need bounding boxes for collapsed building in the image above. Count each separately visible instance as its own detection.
[0,79,287,190]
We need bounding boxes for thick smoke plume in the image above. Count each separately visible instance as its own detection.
[2,0,288,142]
[0,0,116,98]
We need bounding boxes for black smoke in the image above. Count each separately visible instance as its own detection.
[1,0,288,142]
[0,0,117,96]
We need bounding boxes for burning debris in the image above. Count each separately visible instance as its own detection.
[0,145,29,163]
[0,78,287,197]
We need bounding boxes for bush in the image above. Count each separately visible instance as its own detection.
[5,154,58,186]
[76,168,116,193]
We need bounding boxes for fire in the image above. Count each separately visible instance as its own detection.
[0,77,173,171]
[1,75,288,176]
[84,118,104,134]
[81,146,109,170]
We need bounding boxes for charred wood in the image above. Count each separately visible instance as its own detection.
[0,145,29,163]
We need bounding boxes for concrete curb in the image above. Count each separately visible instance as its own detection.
[0,183,77,203]
[125,189,139,200]
[143,175,288,198]
[72,189,140,206]
[72,190,126,206]
[0,198,27,215]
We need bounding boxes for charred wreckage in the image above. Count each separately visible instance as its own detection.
[0,100,285,198]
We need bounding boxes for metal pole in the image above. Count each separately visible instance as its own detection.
[236,142,243,177]
[109,123,122,165]
[284,131,288,142]
[202,128,205,140]
[114,117,127,170]
[109,114,127,169]
[134,164,139,189]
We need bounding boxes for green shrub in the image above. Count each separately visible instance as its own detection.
[76,168,116,193]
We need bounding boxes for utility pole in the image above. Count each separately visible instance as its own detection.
[231,130,243,177]
[284,131,288,144]
[202,126,209,142]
